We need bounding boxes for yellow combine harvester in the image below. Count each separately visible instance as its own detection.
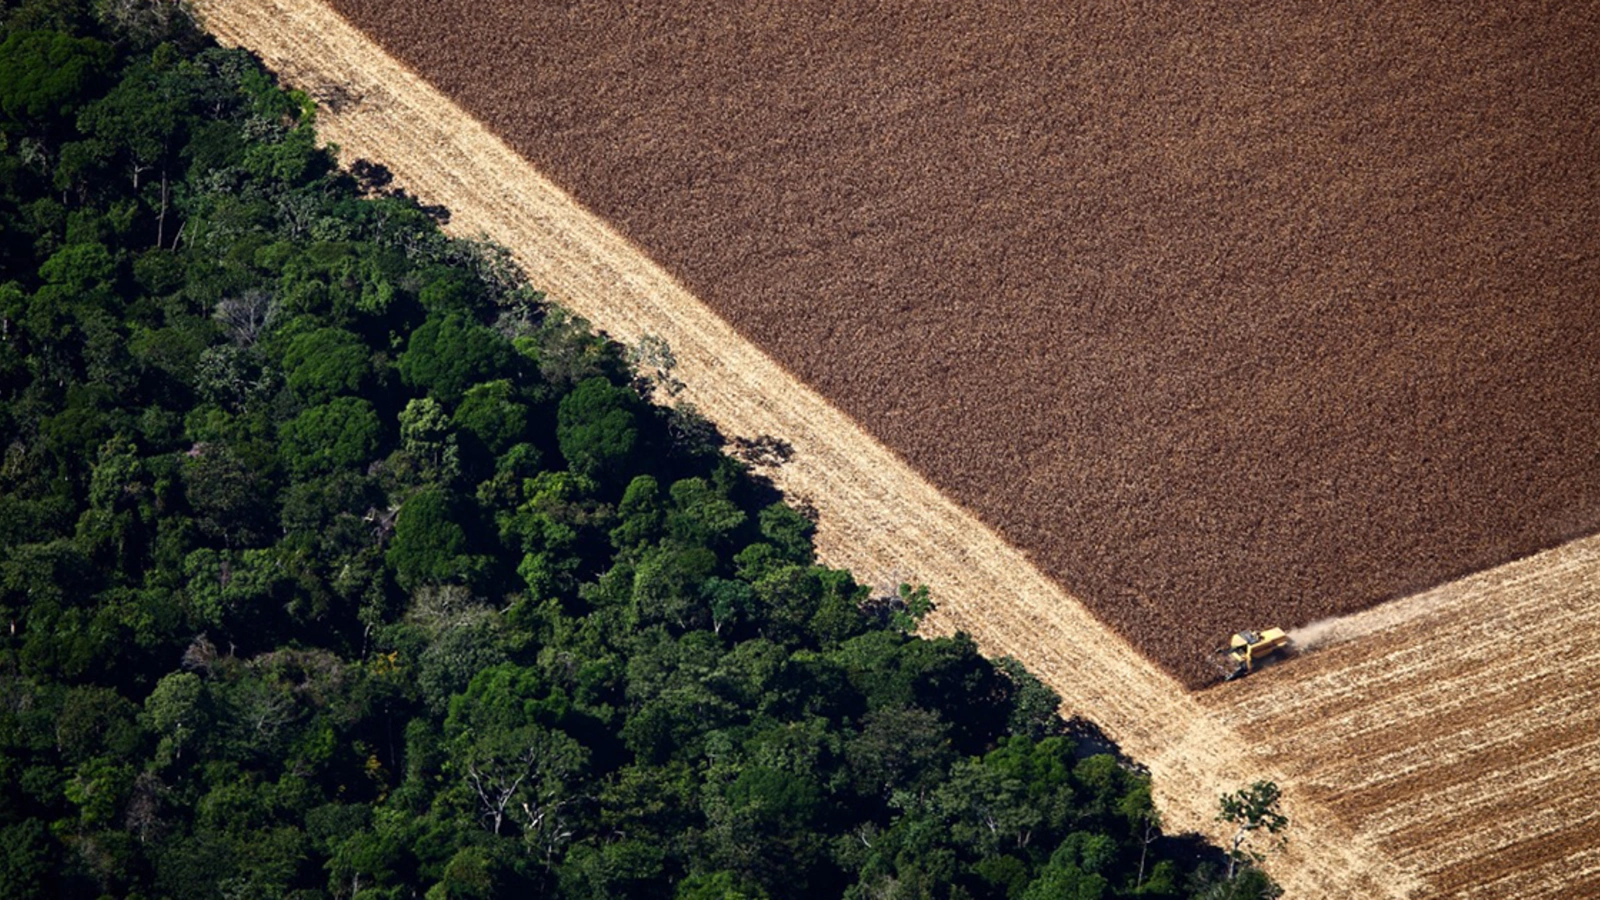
[1220,628,1291,681]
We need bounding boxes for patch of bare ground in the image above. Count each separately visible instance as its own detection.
[194,1,1414,896]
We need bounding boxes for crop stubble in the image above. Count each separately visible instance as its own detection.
[1207,534,1600,899]
[194,0,1599,896]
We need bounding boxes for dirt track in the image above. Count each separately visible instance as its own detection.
[194,1,1600,896]
[315,0,1600,687]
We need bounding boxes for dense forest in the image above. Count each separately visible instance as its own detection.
[0,2,1281,898]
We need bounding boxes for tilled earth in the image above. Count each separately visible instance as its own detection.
[325,0,1600,686]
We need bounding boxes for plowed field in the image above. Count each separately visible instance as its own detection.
[309,0,1599,686]
[194,1,1600,896]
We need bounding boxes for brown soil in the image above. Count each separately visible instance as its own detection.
[316,0,1599,686]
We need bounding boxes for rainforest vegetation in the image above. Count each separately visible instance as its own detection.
[0,2,1280,897]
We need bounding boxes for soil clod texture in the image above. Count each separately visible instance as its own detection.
[324,0,1600,686]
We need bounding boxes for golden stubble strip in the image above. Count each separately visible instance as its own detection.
[1205,534,1600,900]
[192,0,1414,895]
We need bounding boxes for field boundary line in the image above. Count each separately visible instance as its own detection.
[193,1,1414,895]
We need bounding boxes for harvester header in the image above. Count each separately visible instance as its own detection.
[1220,627,1291,681]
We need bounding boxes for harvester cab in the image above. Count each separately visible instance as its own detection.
[1220,627,1290,681]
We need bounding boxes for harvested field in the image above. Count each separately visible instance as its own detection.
[1205,534,1600,899]
[313,0,1600,686]
[194,0,1600,896]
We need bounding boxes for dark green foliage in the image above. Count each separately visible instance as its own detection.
[0,30,111,122]
[181,442,277,547]
[281,325,371,402]
[756,502,814,565]
[279,396,381,477]
[0,11,1264,900]
[400,311,512,403]
[388,487,484,590]
[0,818,54,899]
[557,375,640,482]
[454,378,532,478]
[1217,781,1289,888]
[610,474,663,555]
[454,379,530,454]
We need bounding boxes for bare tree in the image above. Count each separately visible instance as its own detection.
[407,584,490,633]
[1135,804,1162,889]
[213,289,279,347]
[462,725,585,848]
[628,333,685,399]
[124,771,169,843]
[466,755,529,838]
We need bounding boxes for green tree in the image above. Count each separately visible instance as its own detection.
[631,544,718,632]
[1019,840,1109,900]
[278,396,381,478]
[72,55,189,241]
[844,704,954,801]
[75,437,158,578]
[55,684,139,764]
[427,844,519,900]
[666,477,745,549]
[610,474,663,556]
[281,325,370,402]
[181,547,296,640]
[891,582,934,634]
[701,577,756,637]
[676,870,770,900]
[36,239,115,292]
[706,761,831,895]
[0,30,111,123]
[756,503,814,566]
[387,487,486,590]
[1217,781,1289,882]
[412,589,506,714]
[398,311,511,403]
[142,671,208,768]
[997,656,1064,741]
[181,443,276,548]
[397,395,461,485]
[0,819,54,900]
[446,665,585,859]
[504,470,602,599]
[452,378,529,457]
[556,376,639,482]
